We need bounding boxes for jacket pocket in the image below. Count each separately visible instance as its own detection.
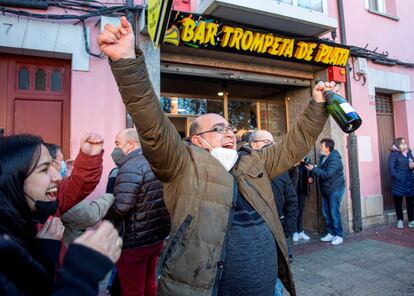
[161,214,193,268]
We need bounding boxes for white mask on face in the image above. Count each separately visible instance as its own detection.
[198,137,238,171]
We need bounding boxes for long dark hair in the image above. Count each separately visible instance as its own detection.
[0,134,43,245]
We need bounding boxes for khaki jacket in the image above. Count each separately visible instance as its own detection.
[110,51,328,296]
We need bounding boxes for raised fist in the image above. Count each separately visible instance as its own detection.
[80,132,104,156]
[98,16,136,61]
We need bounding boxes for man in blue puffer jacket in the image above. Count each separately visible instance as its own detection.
[305,138,345,246]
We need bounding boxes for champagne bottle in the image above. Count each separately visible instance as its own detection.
[321,84,362,133]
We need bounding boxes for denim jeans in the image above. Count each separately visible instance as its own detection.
[274,279,284,296]
[322,188,345,237]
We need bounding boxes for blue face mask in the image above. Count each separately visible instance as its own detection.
[60,160,67,178]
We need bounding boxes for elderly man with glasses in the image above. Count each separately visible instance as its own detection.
[98,17,336,296]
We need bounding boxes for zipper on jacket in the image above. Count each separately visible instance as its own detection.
[161,214,193,268]
[211,179,238,296]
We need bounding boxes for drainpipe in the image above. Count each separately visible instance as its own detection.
[337,0,363,232]
[125,0,136,128]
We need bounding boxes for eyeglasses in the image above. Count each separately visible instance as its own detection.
[252,139,274,145]
[196,125,236,136]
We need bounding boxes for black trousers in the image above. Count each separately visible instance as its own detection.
[296,194,308,232]
[394,195,414,221]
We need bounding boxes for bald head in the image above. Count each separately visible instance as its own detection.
[190,114,225,137]
[249,130,274,150]
[190,113,236,151]
[118,128,140,144]
[115,128,141,155]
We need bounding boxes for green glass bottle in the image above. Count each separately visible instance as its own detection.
[323,88,362,133]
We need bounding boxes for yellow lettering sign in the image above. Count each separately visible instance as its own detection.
[294,41,308,59]
[228,28,244,50]
[241,30,254,51]
[314,44,330,63]
[282,39,294,58]
[250,33,265,52]
[205,23,218,46]
[221,26,234,48]
[181,18,195,42]
[304,43,317,61]
[268,36,282,55]
[175,15,350,67]
[193,21,206,44]
[262,34,274,53]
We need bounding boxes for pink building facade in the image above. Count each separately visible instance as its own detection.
[1,0,412,232]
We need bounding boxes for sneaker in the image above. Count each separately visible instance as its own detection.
[331,236,343,246]
[320,233,334,242]
[408,221,414,228]
[299,231,310,241]
[397,220,404,229]
[292,232,300,242]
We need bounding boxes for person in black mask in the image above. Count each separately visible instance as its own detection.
[0,134,123,295]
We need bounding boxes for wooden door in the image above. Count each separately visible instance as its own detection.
[375,93,395,210]
[0,54,71,154]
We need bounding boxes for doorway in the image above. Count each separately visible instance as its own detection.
[375,92,396,210]
[0,54,71,154]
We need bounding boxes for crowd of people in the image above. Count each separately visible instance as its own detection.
[1,16,413,296]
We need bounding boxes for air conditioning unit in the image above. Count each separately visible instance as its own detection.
[356,57,368,74]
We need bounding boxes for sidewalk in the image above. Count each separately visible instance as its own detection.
[289,225,414,296]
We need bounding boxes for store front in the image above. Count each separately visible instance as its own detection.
[160,72,294,138]
[157,10,350,233]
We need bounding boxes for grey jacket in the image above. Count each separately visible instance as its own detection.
[61,193,115,245]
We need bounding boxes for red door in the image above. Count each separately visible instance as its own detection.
[0,54,71,154]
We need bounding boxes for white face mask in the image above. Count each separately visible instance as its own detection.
[199,137,238,171]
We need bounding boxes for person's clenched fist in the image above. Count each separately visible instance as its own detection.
[98,16,136,61]
[74,221,122,263]
[80,132,104,156]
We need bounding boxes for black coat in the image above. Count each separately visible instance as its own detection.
[105,148,171,249]
[271,172,298,237]
[289,162,311,197]
[0,234,113,296]
[312,149,345,196]
[388,146,414,196]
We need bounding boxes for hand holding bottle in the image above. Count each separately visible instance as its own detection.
[313,81,338,103]
[315,80,362,133]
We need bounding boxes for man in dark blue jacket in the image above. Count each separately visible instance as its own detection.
[305,138,345,246]
[105,128,171,296]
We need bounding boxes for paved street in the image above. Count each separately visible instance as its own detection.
[290,226,414,296]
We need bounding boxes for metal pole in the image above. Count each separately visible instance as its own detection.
[337,0,363,232]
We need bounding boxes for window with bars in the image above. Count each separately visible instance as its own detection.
[375,94,393,114]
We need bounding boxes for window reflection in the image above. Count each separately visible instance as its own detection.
[160,97,223,116]
[51,70,62,91]
[35,69,46,90]
[297,0,323,12]
[228,100,257,131]
[260,100,286,137]
[18,67,29,90]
